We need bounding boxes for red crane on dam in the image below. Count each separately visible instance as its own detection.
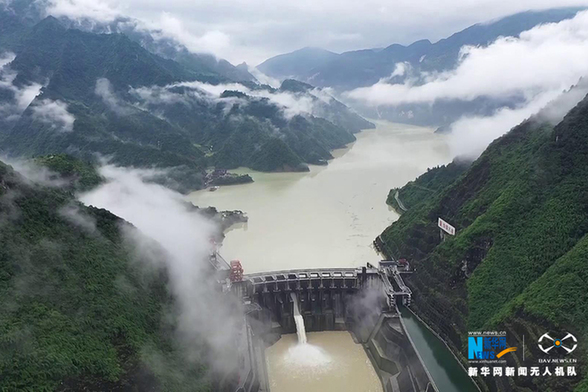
[230,260,244,282]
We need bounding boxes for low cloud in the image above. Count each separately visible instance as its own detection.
[248,67,281,88]
[132,79,331,119]
[149,13,232,59]
[58,203,97,233]
[31,99,75,132]
[380,62,411,83]
[95,78,135,115]
[44,0,253,63]
[0,53,43,121]
[175,81,249,97]
[447,91,560,159]
[0,52,14,69]
[447,82,588,159]
[535,78,588,124]
[79,165,241,373]
[129,81,242,117]
[263,91,315,119]
[40,0,588,66]
[130,85,194,106]
[348,11,588,159]
[348,11,588,106]
[179,80,335,119]
[0,156,69,187]
[45,0,122,23]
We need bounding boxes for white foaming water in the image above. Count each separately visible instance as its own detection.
[288,294,332,372]
[266,332,382,391]
[283,342,333,370]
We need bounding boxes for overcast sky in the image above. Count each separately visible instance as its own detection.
[45,0,588,65]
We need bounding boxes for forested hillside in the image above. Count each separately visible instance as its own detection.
[386,160,471,213]
[0,158,214,391]
[0,14,373,191]
[379,95,588,391]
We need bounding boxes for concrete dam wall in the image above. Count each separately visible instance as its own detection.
[229,266,437,392]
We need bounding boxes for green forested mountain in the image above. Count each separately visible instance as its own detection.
[379,95,588,391]
[129,79,371,172]
[0,16,209,190]
[119,27,257,84]
[0,158,212,391]
[279,79,375,133]
[0,0,254,84]
[386,160,471,213]
[0,16,373,189]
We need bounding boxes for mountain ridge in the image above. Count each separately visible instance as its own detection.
[258,8,585,91]
[0,17,374,192]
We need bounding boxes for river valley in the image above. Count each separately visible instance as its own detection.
[189,122,450,273]
[189,121,475,392]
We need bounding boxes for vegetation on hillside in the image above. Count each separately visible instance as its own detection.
[34,154,104,191]
[0,160,212,391]
[379,95,588,391]
[386,160,471,212]
[0,16,373,189]
[210,174,253,186]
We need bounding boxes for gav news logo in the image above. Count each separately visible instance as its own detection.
[538,332,577,355]
[468,332,517,361]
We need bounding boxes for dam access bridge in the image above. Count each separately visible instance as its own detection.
[211,253,436,392]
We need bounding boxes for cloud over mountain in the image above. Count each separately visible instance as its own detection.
[40,0,588,64]
[348,11,588,158]
[30,99,75,132]
[348,11,588,105]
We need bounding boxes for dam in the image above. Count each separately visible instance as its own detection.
[214,254,437,392]
[191,123,472,392]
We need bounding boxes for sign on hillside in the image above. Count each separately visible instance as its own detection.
[438,217,456,236]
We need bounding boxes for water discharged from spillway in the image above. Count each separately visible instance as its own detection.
[284,293,334,371]
[291,293,307,344]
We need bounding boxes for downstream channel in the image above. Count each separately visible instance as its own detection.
[189,121,475,392]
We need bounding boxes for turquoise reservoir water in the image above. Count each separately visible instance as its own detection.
[400,307,479,392]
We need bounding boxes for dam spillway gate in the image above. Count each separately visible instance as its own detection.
[234,267,389,334]
[223,261,437,392]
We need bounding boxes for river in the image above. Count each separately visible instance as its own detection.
[189,122,450,273]
[188,121,473,392]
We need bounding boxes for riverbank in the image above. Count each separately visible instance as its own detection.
[386,190,407,215]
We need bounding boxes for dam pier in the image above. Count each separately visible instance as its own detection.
[212,252,438,392]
